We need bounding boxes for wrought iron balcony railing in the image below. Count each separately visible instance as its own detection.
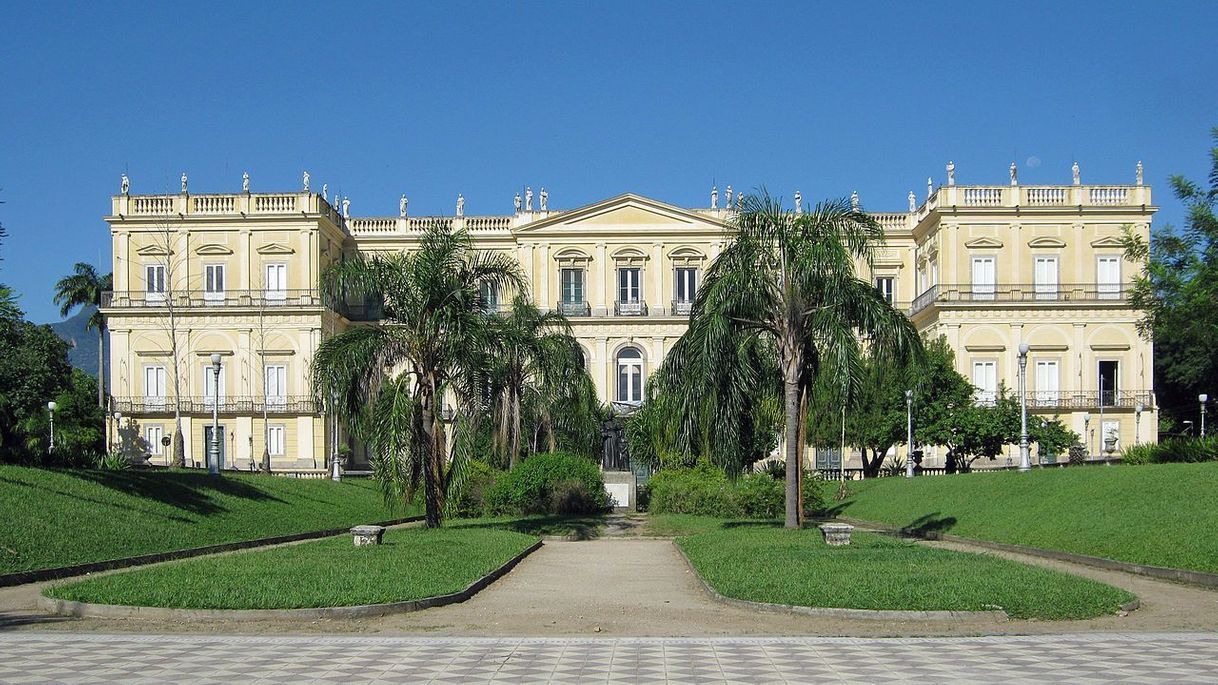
[558,300,591,317]
[102,290,324,309]
[1022,390,1153,410]
[111,395,318,415]
[671,299,694,316]
[614,300,648,316]
[910,283,1128,315]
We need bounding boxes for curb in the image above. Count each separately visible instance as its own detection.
[39,539,544,621]
[671,540,1009,622]
[1,516,424,589]
[839,515,1218,592]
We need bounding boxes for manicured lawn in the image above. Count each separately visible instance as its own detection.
[644,514,758,537]
[45,527,537,609]
[450,515,605,539]
[0,465,415,574]
[833,462,1218,573]
[677,525,1135,620]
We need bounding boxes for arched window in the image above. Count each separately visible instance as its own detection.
[616,346,644,404]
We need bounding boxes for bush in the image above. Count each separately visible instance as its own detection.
[735,473,784,518]
[802,471,829,518]
[1122,437,1218,465]
[647,465,741,517]
[485,451,609,516]
[449,460,503,518]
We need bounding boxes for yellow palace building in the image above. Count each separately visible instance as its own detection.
[101,163,1157,472]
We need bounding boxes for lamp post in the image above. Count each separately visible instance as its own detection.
[1017,343,1030,472]
[208,353,221,476]
[1200,394,1208,438]
[112,411,122,454]
[1082,411,1091,457]
[1134,403,1144,445]
[905,389,914,478]
[46,401,57,454]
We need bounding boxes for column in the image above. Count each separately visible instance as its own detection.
[296,416,316,467]
[538,244,550,308]
[595,243,607,315]
[651,336,664,368]
[651,243,664,315]
[116,232,129,292]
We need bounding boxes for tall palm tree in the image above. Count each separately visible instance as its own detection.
[666,191,921,528]
[312,222,522,527]
[53,263,113,407]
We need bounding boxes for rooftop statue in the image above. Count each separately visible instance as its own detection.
[1009,161,1018,186]
[525,187,533,211]
[1136,161,1144,186]
[946,161,955,186]
[725,185,733,209]
[120,173,129,195]
[322,183,328,199]
[514,192,522,213]
[181,172,188,193]
[341,197,350,218]
[400,194,409,218]
[456,194,465,217]
[908,190,917,212]
[710,185,718,209]
[540,187,548,211]
[850,190,860,211]
[302,170,310,192]
[242,171,250,192]
[1072,161,1081,186]
[927,176,933,197]
[793,190,802,214]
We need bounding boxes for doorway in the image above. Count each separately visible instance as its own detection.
[1098,361,1119,406]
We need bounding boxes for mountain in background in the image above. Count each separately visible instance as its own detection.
[49,305,104,378]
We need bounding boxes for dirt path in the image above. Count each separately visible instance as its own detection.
[3,525,1218,637]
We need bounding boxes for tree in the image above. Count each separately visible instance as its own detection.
[312,222,522,527]
[53,263,113,407]
[1124,127,1218,426]
[659,192,921,527]
[0,313,72,462]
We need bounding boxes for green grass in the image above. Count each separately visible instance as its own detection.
[45,527,537,610]
[831,462,1218,574]
[644,514,762,537]
[450,514,606,539]
[677,525,1135,620]
[0,465,415,574]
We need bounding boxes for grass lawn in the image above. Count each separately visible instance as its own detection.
[450,514,605,539]
[644,514,759,537]
[0,465,415,574]
[677,524,1135,620]
[45,527,538,610]
[832,462,1218,574]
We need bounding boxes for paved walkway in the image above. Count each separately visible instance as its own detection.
[2,632,1217,683]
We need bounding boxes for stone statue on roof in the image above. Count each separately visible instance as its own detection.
[322,183,328,199]
[514,192,522,213]
[927,177,933,197]
[850,190,860,211]
[710,185,718,209]
[400,194,408,218]
[525,187,533,211]
[540,187,548,211]
[242,171,250,192]
[181,172,188,193]
[725,185,733,209]
[120,173,129,195]
[946,161,955,186]
[302,170,310,192]
[793,190,802,214]
[908,191,917,212]
[456,194,465,217]
[1009,161,1018,186]
[341,197,350,218]
[1072,161,1081,186]
[1136,161,1144,186]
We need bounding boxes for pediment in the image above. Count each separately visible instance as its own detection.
[964,237,1004,249]
[668,246,706,259]
[516,193,725,234]
[1090,235,1125,248]
[1027,237,1066,248]
[610,247,648,260]
[553,247,591,262]
[135,244,173,256]
[196,243,234,255]
[256,242,296,255]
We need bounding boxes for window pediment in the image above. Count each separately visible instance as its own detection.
[1090,235,1125,248]
[1027,237,1066,248]
[611,247,648,265]
[135,244,173,256]
[196,243,234,255]
[964,237,1004,249]
[553,247,591,265]
[257,243,296,255]
[668,246,706,265]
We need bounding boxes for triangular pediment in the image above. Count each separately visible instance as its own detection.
[964,236,1004,249]
[135,244,173,256]
[515,193,726,234]
[196,243,234,255]
[1090,235,1125,248]
[1027,236,1066,248]
[256,243,296,255]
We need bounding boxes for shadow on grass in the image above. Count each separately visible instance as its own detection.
[452,516,605,540]
[720,520,783,530]
[61,469,284,516]
[900,513,958,538]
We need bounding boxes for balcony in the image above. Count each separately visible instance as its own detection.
[614,300,648,316]
[558,300,591,317]
[102,289,324,310]
[111,396,318,415]
[671,299,694,316]
[1023,391,1153,411]
[910,284,1128,316]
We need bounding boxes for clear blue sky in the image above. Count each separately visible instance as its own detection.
[1,1,1215,322]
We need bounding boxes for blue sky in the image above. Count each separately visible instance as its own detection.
[1,1,1215,322]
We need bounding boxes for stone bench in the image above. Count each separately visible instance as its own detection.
[818,523,854,546]
[350,525,386,547]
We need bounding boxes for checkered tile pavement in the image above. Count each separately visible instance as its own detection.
[0,633,1215,683]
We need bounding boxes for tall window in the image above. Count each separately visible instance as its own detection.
[1033,256,1058,300]
[971,256,995,300]
[202,361,226,407]
[146,425,164,456]
[268,425,285,456]
[875,277,895,305]
[616,347,644,404]
[1097,255,1121,299]
[972,360,997,405]
[1034,360,1059,405]
[618,267,641,303]
[561,268,585,304]
[479,281,499,313]
[204,264,225,302]
[265,364,287,408]
[674,267,698,303]
[1098,360,1119,406]
[145,264,166,303]
[265,263,287,301]
[143,365,167,406]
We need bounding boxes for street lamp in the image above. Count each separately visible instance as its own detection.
[46,401,57,454]
[1134,403,1144,445]
[905,389,914,478]
[1017,343,1030,472]
[1082,411,1091,457]
[1200,394,1208,438]
[112,411,123,453]
[208,353,221,475]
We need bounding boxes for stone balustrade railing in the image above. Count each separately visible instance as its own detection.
[114,192,341,224]
[348,215,511,235]
[914,184,1150,216]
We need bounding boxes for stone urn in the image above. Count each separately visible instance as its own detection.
[818,522,854,546]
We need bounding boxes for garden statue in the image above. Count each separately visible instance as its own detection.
[120,173,129,194]
[946,161,955,186]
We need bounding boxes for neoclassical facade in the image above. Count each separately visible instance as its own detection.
[101,166,1156,470]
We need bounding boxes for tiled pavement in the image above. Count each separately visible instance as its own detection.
[0,632,1216,683]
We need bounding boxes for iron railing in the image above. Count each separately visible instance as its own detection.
[671,300,694,316]
[614,300,648,316]
[910,283,1128,315]
[1022,390,1153,410]
[558,300,591,317]
[101,289,324,309]
[110,395,317,415]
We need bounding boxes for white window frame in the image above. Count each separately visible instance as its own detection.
[674,267,698,303]
[1097,255,1121,299]
[972,359,997,405]
[143,365,167,407]
[616,347,644,404]
[202,361,226,407]
[146,425,164,456]
[203,263,225,302]
[617,267,642,303]
[265,363,288,409]
[560,267,585,304]
[267,424,286,457]
[875,276,895,305]
[145,264,166,303]
[1033,256,1058,300]
[264,263,287,302]
[971,256,996,300]
[1034,359,1060,406]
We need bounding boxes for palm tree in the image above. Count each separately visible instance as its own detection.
[664,191,921,528]
[312,222,522,527]
[53,263,113,408]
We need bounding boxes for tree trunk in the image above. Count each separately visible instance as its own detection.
[96,328,105,408]
[419,381,442,528]
[783,374,801,529]
[171,419,185,468]
[545,408,557,453]
[796,387,808,526]
[509,389,522,469]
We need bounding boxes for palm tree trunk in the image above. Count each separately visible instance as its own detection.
[796,387,808,526]
[509,389,522,469]
[419,391,442,528]
[783,373,801,529]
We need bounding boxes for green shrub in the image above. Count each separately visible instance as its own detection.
[802,472,829,517]
[1121,437,1218,465]
[485,452,609,516]
[735,473,784,518]
[449,460,503,518]
[647,465,741,517]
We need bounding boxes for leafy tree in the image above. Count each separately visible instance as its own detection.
[312,222,522,527]
[656,192,920,527]
[53,263,113,407]
[0,315,72,461]
[1123,127,1218,426]
[21,369,106,463]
